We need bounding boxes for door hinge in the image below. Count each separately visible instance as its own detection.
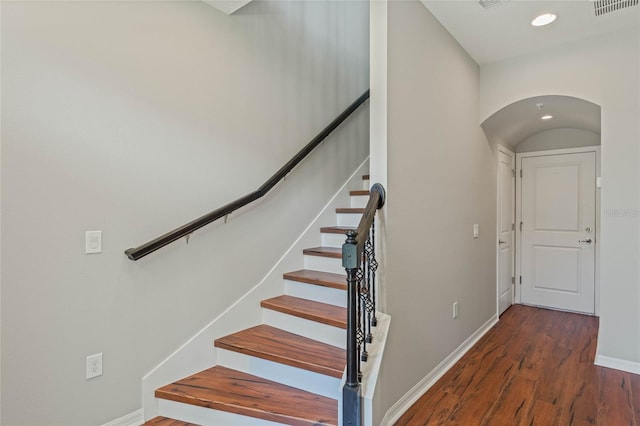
[511,276,515,284]
[511,223,515,231]
[512,169,516,177]
[519,276,522,285]
[520,222,523,232]
[520,169,523,178]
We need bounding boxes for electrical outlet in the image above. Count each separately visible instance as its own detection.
[453,302,459,319]
[86,353,103,379]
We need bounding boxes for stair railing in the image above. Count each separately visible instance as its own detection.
[342,182,385,426]
[124,90,370,261]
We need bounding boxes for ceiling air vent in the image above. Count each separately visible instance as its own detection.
[478,0,507,9]
[593,0,638,16]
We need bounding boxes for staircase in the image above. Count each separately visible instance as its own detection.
[144,175,371,426]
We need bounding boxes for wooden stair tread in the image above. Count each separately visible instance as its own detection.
[144,417,200,426]
[283,269,347,290]
[362,174,370,180]
[350,190,369,196]
[155,366,338,426]
[261,295,347,329]
[215,325,345,378]
[303,246,342,259]
[320,226,355,235]
[336,207,365,214]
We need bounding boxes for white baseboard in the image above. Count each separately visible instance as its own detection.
[380,314,499,426]
[595,354,640,375]
[102,409,144,426]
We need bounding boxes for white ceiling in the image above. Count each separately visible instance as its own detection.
[421,0,636,147]
[421,0,640,65]
[481,95,601,149]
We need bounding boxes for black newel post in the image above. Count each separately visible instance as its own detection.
[342,230,362,425]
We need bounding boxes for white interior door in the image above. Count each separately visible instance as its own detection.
[520,152,596,314]
[498,149,514,315]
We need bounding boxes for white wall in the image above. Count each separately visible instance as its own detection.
[480,28,640,369]
[376,0,496,417]
[369,4,389,423]
[0,1,369,424]
[370,0,388,192]
[516,128,601,153]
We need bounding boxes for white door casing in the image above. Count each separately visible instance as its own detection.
[519,151,596,314]
[497,147,515,315]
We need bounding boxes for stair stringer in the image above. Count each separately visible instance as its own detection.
[362,312,391,426]
[141,157,370,422]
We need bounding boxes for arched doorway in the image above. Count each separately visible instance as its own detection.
[482,95,601,315]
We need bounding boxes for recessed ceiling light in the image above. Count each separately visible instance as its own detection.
[541,114,553,120]
[531,13,557,27]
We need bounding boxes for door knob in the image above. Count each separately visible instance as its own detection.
[579,238,592,243]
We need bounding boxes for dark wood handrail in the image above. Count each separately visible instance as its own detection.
[124,89,370,261]
[354,183,385,248]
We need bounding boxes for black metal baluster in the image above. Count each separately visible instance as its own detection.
[370,220,378,327]
[356,266,366,366]
[359,249,368,363]
[364,232,371,342]
[363,232,374,344]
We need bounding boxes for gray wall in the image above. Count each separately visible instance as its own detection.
[380,0,496,412]
[0,1,369,424]
[516,128,601,153]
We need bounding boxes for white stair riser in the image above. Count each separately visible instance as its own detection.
[158,398,281,426]
[216,349,341,399]
[363,179,370,191]
[322,232,348,247]
[285,280,347,308]
[351,195,369,208]
[304,254,344,275]
[262,309,346,349]
[337,213,362,227]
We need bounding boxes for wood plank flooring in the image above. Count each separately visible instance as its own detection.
[396,304,640,426]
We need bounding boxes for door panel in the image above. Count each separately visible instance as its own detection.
[521,152,595,314]
[534,164,580,231]
[533,246,580,292]
[498,150,514,315]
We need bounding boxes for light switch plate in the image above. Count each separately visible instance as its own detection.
[85,231,102,254]
[473,224,479,238]
[86,353,103,379]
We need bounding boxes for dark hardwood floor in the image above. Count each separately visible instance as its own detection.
[396,304,640,426]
